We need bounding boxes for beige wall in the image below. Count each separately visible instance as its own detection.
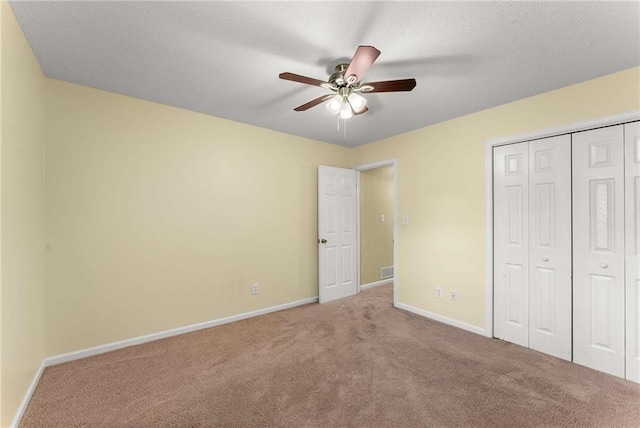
[45,79,349,356]
[360,167,393,285]
[0,3,4,422]
[0,1,46,426]
[37,66,640,355]
[350,66,640,329]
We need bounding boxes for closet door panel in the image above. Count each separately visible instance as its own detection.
[494,142,529,347]
[573,125,625,378]
[625,121,640,383]
[528,135,572,361]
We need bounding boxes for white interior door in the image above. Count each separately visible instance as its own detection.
[528,135,572,361]
[318,165,358,303]
[573,125,625,378]
[625,121,640,383]
[494,142,529,347]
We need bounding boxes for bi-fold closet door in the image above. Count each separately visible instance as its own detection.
[573,123,640,381]
[494,122,640,382]
[572,125,625,377]
[624,122,640,383]
[494,135,572,361]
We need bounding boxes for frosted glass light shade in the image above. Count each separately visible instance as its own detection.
[339,102,353,119]
[348,93,367,111]
[325,95,342,115]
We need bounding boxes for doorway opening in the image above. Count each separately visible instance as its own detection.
[355,160,398,307]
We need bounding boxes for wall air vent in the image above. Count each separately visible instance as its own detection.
[380,266,394,279]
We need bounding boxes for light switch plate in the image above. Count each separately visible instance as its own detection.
[402,214,409,224]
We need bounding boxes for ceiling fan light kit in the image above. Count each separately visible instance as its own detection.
[326,95,343,115]
[339,102,354,120]
[348,93,367,111]
[279,45,417,121]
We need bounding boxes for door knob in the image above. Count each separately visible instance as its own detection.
[542,257,549,262]
[600,262,608,269]
[318,239,327,244]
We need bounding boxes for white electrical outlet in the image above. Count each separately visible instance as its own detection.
[252,283,259,295]
[436,287,443,298]
[450,291,458,301]
[380,214,385,222]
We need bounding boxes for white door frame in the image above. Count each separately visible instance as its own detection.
[484,110,640,339]
[354,159,399,307]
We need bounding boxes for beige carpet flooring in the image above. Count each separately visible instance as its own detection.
[21,284,640,427]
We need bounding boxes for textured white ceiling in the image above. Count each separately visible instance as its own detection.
[9,1,640,147]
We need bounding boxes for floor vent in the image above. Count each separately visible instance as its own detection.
[380,266,394,279]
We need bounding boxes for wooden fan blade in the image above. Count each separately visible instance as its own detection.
[362,78,417,93]
[293,94,334,111]
[354,106,369,116]
[279,72,327,87]
[344,46,381,84]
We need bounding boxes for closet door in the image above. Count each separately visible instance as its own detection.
[573,125,625,378]
[528,135,572,361]
[625,121,640,383]
[494,142,529,347]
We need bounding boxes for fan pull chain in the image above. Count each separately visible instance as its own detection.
[343,119,347,143]
[335,118,348,144]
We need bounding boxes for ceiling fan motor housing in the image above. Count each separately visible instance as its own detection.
[329,64,351,87]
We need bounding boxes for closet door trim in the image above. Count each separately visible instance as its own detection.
[484,110,640,338]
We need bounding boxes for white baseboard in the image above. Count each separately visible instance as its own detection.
[12,296,318,427]
[45,296,318,366]
[10,360,45,428]
[360,279,393,290]
[395,302,486,337]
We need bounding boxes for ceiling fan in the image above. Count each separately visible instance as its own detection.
[279,45,416,119]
